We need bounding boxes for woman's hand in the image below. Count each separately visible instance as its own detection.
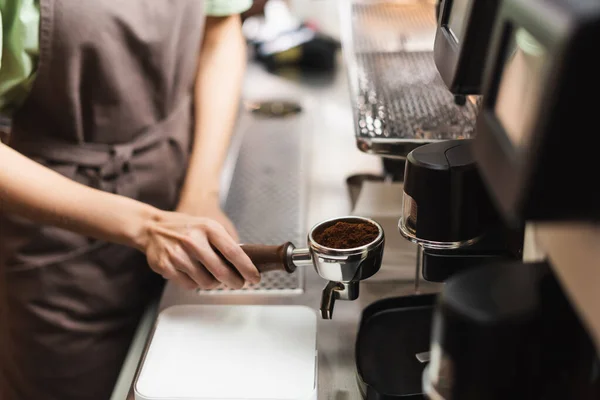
[176,192,239,242]
[142,211,259,290]
[0,144,257,291]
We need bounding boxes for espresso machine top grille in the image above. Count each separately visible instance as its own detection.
[340,0,480,158]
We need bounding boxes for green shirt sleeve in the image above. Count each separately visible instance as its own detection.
[0,0,40,118]
[205,0,252,16]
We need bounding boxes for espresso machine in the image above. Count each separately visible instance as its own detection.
[351,0,600,398]
[421,0,600,397]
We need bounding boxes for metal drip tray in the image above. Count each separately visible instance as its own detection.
[197,110,307,295]
[340,0,480,158]
[197,271,304,294]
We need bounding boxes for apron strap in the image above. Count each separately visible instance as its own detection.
[9,95,192,196]
[10,95,192,167]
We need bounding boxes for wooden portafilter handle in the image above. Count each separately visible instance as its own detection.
[237,243,297,274]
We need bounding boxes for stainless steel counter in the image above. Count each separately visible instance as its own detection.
[116,12,440,397]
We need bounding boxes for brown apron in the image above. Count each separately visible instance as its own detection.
[0,0,205,399]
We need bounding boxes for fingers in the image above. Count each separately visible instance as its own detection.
[182,230,247,289]
[205,223,260,285]
[168,245,220,290]
[171,270,197,290]
[225,225,240,243]
[159,257,198,290]
[145,215,258,289]
[222,219,240,242]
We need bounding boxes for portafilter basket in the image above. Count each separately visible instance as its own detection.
[222,216,385,319]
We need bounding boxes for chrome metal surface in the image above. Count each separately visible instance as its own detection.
[292,247,313,267]
[308,216,385,283]
[399,216,481,250]
[350,0,436,53]
[415,245,423,294]
[194,279,303,295]
[346,174,385,209]
[340,0,479,158]
[320,281,360,319]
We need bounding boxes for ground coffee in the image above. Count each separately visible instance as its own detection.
[313,221,379,249]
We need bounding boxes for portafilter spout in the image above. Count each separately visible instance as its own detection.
[230,216,385,320]
[319,281,360,319]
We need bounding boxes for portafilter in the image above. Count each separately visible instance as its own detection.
[219,216,385,319]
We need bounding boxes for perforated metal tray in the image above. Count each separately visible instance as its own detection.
[197,112,307,295]
[340,0,480,158]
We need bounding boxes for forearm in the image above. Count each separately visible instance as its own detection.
[0,142,259,288]
[178,15,247,210]
[0,143,159,251]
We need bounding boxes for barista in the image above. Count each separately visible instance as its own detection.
[0,1,259,399]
